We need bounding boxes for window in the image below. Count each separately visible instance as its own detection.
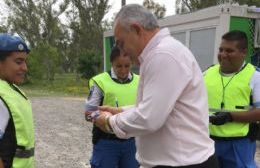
[189,28,216,71]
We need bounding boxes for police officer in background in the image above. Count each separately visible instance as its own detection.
[205,30,260,168]
[85,46,139,168]
[0,33,35,168]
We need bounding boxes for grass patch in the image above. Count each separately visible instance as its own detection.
[21,73,89,97]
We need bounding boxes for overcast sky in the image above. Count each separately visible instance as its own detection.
[0,0,176,25]
[104,0,176,21]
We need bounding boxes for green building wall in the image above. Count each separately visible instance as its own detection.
[229,17,255,63]
[104,36,115,71]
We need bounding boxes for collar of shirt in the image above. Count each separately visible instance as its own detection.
[111,67,132,81]
[221,61,246,77]
[138,28,170,64]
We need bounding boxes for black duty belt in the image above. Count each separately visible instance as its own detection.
[210,135,247,141]
[15,147,34,158]
[100,134,129,141]
[92,126,130,144]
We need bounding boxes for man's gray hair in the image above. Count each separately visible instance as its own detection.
[115,4,159,31]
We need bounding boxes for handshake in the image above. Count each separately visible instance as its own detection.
[85,106,123,133]
[84,104,100,122]
[209,112,233,125]
[85,105,122,122]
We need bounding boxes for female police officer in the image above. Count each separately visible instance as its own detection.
[0,33,35,168]
[85,46,139,168]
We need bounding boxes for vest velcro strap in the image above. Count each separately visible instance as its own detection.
[15,147,34,158]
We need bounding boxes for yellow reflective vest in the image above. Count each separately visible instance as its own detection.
[89,72,139,107]
[0,79,35,168]
[204,63,255,137]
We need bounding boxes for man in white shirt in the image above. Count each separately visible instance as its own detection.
[94,4,218,168]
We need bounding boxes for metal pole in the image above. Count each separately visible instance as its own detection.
[122,0,126,7]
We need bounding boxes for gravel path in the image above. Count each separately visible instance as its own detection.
[32,97,93,168]
[31,96,260,168]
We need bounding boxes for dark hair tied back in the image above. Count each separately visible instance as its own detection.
[110,46,121,63]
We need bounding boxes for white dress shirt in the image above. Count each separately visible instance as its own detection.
[109,28,215,167]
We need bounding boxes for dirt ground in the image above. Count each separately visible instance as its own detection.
[32,97,92,168]
[32,96,260,168]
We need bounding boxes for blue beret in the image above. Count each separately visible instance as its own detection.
[0,33,30,53]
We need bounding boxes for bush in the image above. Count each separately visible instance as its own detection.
[77,50,102,79]
[22,73,89,97]
[27,42,60,81]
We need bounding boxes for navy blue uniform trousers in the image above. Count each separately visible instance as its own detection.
[214,138,256,168]
[90,138,138,168]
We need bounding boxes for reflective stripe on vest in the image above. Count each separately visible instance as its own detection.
[0,80,35,168]
[204,64,255,137]
[89,72,139,106]
[15,147,34,158]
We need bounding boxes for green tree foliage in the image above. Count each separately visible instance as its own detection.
[66,0,111,76]
[77,50,102,79]
[37,0,71,77]
[27,49,45,80]
[234,0,260,6]
[27,43,59,81]
[4,0,70,80]
[143,0,166,19]
[4,0,40,47]
[69,0,110,51]
[176,0,260,14]
[3,0,112,80]
[0,26,7,32]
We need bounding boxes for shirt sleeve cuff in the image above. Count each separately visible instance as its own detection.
[122,105,134,112]
[109,115,128,139]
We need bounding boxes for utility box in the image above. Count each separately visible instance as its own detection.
[103,4,260,71]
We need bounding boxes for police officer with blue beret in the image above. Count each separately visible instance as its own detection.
[0,33,35,168]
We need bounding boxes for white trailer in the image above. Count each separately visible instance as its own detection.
[103,4,260,71]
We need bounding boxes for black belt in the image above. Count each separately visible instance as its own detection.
[210,135,247,141]
[100,134,129,141]
[92,126,129,144]
[153,154,218,168]
[15,147,34,158]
